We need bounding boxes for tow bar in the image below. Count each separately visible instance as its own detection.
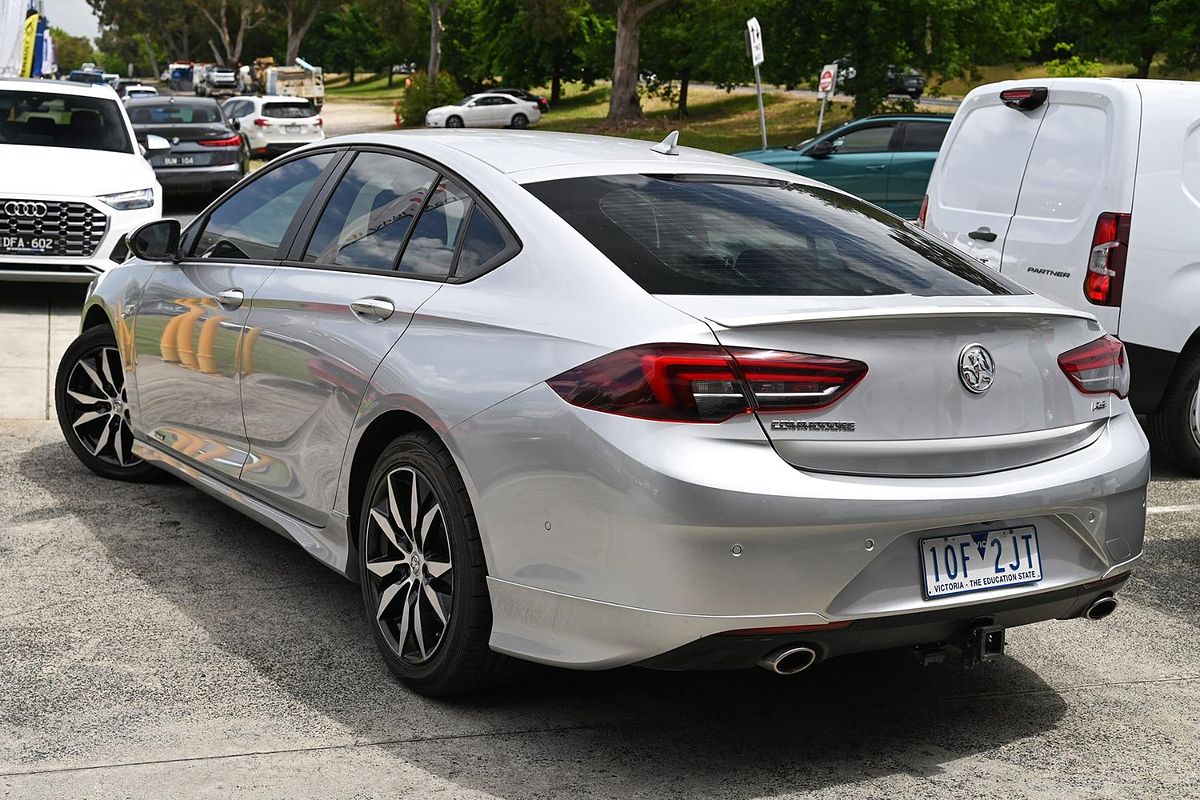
[914,620,1006,668]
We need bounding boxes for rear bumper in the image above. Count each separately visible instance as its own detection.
[154,164,243,192]
[449,383,1149,669]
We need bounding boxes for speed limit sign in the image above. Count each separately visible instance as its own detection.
[819,63,837,95]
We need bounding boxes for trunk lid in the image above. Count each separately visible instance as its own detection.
[663,294,1111,477]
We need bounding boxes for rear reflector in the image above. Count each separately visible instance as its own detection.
[547,344,868,423]
[1000,87,1048,110]
[1084,212,1131,306]
[198,134,241,147]
[1058,335,1130,398]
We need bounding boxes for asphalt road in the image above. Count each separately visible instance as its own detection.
[1,416,1198,797]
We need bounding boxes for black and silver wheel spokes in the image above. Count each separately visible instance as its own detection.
[366,466,454,664]
[64,346,139,468]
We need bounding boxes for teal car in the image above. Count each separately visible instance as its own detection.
[734,113,952,219]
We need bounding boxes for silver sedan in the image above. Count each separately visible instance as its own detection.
[56,130,1149,696]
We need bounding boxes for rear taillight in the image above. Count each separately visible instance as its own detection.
[1000,87,1048,110]
[917,193,929,228]
[253,117,269,127]
[547,344,867,423]
[315,117,323,126]
[198,134,241,147]
[1084,212,1131,306]
[1058,335,1130,398]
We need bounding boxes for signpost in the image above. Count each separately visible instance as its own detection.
[816,61,837,133]
[746,17,767,150]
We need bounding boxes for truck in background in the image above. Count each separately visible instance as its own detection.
[238,57,324,111]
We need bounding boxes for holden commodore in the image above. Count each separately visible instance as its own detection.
[56,130,1148,696]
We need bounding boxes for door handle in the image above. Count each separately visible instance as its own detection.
[968,227,998,242]
[350,297,395,321]
[864,164,887,171]
[216,288,244,309]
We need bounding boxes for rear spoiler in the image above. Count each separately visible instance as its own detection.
[708,305,1098,329]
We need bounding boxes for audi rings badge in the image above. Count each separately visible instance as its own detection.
[3,201,48,218]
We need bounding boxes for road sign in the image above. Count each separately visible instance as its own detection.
[746,17,764,67]
[819,62,837,95]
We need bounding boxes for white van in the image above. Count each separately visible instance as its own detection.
[924,78,1200,474]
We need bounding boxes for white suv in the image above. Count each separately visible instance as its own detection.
[0,78,165,283]
[221,95,325,159]
[924,78,1200,474]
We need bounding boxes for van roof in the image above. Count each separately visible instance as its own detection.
[966,76,1200,103]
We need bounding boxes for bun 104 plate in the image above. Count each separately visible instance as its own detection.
[920,526,1043,599]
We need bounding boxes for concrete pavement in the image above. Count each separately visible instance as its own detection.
[1,420,1199,797]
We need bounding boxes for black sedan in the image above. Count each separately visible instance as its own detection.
[125,96,248,195]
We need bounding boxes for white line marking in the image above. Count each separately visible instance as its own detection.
[1148,504,1200,515]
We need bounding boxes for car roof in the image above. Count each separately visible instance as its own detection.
[126,95,218,106]
[256,95,314,103]
[0,77,119,99]
[852,112,954,123]
[323,130,806,183]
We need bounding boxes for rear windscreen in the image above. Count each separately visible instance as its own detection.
[263,102,316,118]
[525,174,1027,296]
[0,90,133,153]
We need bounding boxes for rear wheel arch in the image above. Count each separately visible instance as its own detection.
[345,409,442,580]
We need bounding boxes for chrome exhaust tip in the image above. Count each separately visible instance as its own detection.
[757,645,818,675]
[1085,595,1119,621]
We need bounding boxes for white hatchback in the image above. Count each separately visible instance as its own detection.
[0,77,165,283]
[222,95,325,159]
[425,93,540,129]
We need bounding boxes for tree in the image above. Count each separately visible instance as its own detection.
[50,28,96,72]
[607,0,675,121]
[191,0,261,65]
[640,0,753,117]
[88,0,209,62]
[427,0,454,92]
[1053,0,1199,78]
[273,0,325,64]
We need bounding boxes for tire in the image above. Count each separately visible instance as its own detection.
[910,92,922,102]
[358,430,524,696]
[510,113,528,129]
[446,115,464,128]
[1147,349,1200,475]
[55,325,163,483]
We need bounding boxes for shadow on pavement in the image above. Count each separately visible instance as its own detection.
[18,438,1069,795]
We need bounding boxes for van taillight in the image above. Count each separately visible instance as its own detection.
[917,194,929,228]
[1000,87,1048,110]
[1084,212,1131,306]
[547,344,868,423]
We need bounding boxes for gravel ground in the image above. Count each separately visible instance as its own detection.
[0,419,1198,798]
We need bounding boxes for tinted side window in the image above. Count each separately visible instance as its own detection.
[526,174,1026,297]
[832,124,895,154]
[898,121,949,152]
[194,152,334,260]
[304,152,437,270]
[454,207,509,281]
[397,178,472,278]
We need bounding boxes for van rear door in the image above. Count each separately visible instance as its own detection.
[998,81,1139,335]
[924,86,1047,270]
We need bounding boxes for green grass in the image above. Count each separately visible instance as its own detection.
[325,72,408,101]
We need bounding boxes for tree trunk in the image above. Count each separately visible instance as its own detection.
[607,0,642,121]
[138,34,160,80]
[678,65,690,118]
[428,0,446,94]
[388,68,394,87]
[285,1,323,65]
[1135,42,1155,78]
[550,45,562,105]
[349,65,356,84]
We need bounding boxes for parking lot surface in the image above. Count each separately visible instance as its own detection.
[1,285,1198,798]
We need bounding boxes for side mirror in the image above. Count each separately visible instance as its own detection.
[809,139,836,157]
[230,118,240,130]
[143,133,171,159]
[127,219,181,262]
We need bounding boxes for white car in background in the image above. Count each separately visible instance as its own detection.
[121,85,159,100]
[425,93,540,129]
[221,95,324,159]
[0,77,166,283]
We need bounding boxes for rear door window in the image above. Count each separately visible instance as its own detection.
[897,121,949,152]
[937,103,1042,214]
[193,152,335,260]
[303,151,438,270]
[526,174,1026,296]
[1013,104,1108,220]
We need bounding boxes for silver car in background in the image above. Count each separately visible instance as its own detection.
[56,131,1149,696]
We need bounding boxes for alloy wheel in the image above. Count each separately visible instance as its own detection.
[364,466,454,664]
[62,346,140,468]
[1190,382,1200,449]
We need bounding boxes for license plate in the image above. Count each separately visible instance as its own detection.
[920,526,1043,599]
[0,235,55,254]
[163,155,194,166]
[284,125,301,134]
